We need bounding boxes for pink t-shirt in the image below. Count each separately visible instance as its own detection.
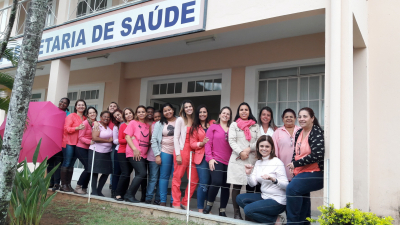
[124,120,150,158]
[294,130,320,175]
[161,120,176,155]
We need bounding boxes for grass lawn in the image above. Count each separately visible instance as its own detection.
[40,199,196,225]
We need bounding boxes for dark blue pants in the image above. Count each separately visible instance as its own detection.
[47,151,63,185]
[195,157,210,209]
[237,193,285,224]
[145,161,160,202]
[62,145,77,167]
[286,171,323,224]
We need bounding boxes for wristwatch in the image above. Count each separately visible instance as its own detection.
[273,179,278,184]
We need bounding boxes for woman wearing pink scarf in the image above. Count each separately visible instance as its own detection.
[227,102,261,220]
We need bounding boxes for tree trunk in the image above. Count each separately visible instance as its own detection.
[0,0,49,223]
[0,0,18,60]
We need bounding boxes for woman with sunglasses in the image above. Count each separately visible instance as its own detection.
[203,106,233,217]
[272,108,300,182]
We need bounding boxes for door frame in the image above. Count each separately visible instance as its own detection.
[140,69,232,107]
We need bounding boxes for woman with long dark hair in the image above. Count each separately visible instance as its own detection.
[74,106,97,194]
[124,105,150,203]
[236,135,288,223]
[61,99,87,192]
[88,111,114,196]
[189,105,215,212]
[203,106,233,217]
[258,106,278,136]
[227,102,261,220]
[286,107,324,224]
[48,97,70,191]
[151,104,177,206]
[114,108,135,201]
[172,100,199,209]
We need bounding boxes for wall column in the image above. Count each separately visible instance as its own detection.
[56,0,71,24]
[46,59,71,104]
[326,0,354,208]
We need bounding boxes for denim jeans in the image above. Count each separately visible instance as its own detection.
[145,161,160,202]
[159,152,174,204]
[62,145,77,167]
[237,193,286,224]
[195,157,210,209]
[286,171,323,224]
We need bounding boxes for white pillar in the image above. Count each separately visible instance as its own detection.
[326,0,354,208]
[340,0,354,206]
[326,0,342,207]
[46,59,71,105]
[56,0,72,24]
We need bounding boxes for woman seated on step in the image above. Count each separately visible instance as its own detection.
[236,135,288,223]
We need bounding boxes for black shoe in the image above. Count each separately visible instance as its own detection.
[115,196,124,201]
[52,184,60,192]
[49,183,54,189]
[97,192,105,197]
[153,200,161,205]
[203,205,212,214]
[219,211,227,217]
[124,194,140,203]
[145,200,152,204]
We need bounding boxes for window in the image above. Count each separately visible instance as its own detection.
[258,65,325,127]
[30,93,42,102]
[152,82,183,95]
[77,0,110,17]
[187,79,222,93]
[45,0,57,27]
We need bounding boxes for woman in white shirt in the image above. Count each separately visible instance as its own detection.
[258,106,277,136]
[236,135,288,224]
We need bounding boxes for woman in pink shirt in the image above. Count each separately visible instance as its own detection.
[88,111,114,196]
[61,99,87,192]
[203,106,233,217]
[123,105,150,203]
[114,108,135,201]
[272,108,301,181]
[74,107,97,194]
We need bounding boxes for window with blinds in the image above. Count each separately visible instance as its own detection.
[258,65,325,127]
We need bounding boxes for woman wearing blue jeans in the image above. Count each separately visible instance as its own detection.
[286,107,324,224]
[151,103,177,207]
[189,105,214,212]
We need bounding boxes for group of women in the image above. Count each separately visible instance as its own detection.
[47,97,324,224]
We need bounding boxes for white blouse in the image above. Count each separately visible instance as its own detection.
[259,126,275,137]
[247,157,289,205]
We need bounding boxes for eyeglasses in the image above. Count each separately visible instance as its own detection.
[296,142,301,155]
[290,137,293,147]
[225,132,228,141]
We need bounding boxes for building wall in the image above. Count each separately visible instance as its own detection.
[368,0,400,221]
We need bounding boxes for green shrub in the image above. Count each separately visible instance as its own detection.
[8,139,59,225]
[308,203,394,225]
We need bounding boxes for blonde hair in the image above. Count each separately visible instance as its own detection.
[179,100,195,125]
